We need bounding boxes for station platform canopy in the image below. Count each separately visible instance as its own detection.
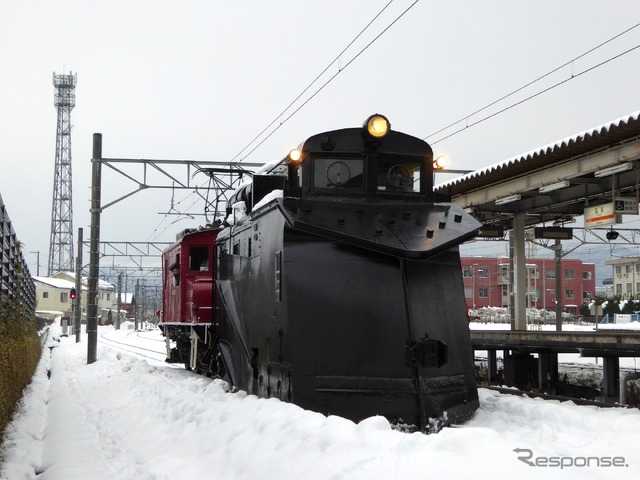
[435,112,640,232]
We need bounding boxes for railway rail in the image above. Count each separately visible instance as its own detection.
[101,328,636,411]
[98,330,176,366]
[483,385,630,408]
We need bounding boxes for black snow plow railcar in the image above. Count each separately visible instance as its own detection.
[162,114,482,431]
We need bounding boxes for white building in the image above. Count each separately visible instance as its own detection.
[34,272,117,323]
[32,276,79,320]
[604,257,640,297]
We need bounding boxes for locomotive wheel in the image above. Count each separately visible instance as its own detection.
[193,342,211,376]
[194,342,225,378]
[170,338,192,370]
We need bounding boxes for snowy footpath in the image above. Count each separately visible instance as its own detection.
[1,322,639,480]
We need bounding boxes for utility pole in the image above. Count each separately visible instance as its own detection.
[154,284,159,324]
[30,251,40,276]
[74,228,83,343]
[134,279,140,331]
[116,271,122,330]
[141,280,146,329]
[87,134,102,364]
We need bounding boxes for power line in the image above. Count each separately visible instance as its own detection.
[429,42,640,145]
[144,1,417,240]
[424,23,640,144]
[145,18,638,243]
[234,0,420,163]
[230,0,396,164]
[146,178,216,242]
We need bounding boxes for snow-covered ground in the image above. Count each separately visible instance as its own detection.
[1,321,639,480]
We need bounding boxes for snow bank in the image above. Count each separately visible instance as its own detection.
[2,325,639,479]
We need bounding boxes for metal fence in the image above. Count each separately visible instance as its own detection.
[0,192,36,319]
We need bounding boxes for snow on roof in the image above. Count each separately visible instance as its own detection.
[119,292,134,304]
[98,278,115,290]
[33,276,76,289]
[255,157,287,175]
[35,310,64,316]
[253,189,283,210]
[34,275,114,291]
[436,110,640,190]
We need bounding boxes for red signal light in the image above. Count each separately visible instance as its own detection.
[70,288,77,300]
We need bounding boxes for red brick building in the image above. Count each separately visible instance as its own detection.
[461,257,596,315]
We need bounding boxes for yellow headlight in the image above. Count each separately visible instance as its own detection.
[433,155,448,170]
[365,114,390,138]
[288,148,302,162]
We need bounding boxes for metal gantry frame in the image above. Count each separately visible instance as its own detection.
[85,134,265,362]
[90,241,172,292]
[99,157,263,219]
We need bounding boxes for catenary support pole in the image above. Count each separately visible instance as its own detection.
[116,271,122,330]
[87,134,102,364]
[135,280,140,331]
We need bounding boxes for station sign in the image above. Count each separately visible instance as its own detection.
[478,224,504,238]
[615,314,631,324]
[584,203,621,228]
[614,197,639,215]
[534,227,573,240]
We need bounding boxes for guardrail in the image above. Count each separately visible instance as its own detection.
[39,326,50,347]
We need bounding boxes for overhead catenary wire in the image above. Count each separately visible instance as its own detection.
[145,16,639,242]
[234,0,420,163]
[429,42,640,145]
[424,23,640,144]
[146,181,208,242]
[147,184,214,242]
[229,0,396,164]
[145,1,418,240]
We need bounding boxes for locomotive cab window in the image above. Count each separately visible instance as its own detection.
[377,157,422,193]
[168,255,181,286]
[189,246,209,271]
[313,158,364,190]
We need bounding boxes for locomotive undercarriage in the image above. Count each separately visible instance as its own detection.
[162,324,225,378]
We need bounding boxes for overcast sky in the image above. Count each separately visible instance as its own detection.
[1,1,639,280]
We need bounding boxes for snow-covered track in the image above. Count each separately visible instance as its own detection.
[98,331,170,364]
[484,385,629,408]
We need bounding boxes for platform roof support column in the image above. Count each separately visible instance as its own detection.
[511,213,527,331]
[487,350,498,383]
[548,352,558,386]
[555,239,563,331]
[602,356,620,398]
[538,352,559,390]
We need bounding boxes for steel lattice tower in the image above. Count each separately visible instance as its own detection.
[47,71,77,276]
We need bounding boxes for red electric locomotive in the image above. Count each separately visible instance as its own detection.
[160,226,221,370]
